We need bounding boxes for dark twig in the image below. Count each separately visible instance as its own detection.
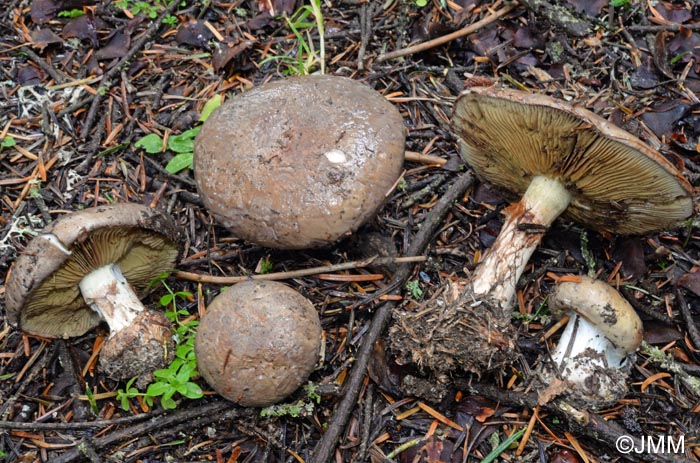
[21,47,67,85]
[79,0,182,140]
[628,24,700,32]
[310,171,474,463]
[675,288,700,349]
[50,400,233,463]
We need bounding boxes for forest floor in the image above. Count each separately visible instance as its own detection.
[1,0,700,462]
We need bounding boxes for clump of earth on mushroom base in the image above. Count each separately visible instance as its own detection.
[389,85,693,386]
[5,203,184,388]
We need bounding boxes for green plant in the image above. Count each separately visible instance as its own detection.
[256,256,274,274]
[58,9,85,18]
[609,0,632,7]
[134,94,222,173]
[405,280,423,299]
[258,0,325,75]
[116,274,203,410]
[1,136,16,150]
[113,0,184,25]
[260,382,321,418]
[84,383,100,414]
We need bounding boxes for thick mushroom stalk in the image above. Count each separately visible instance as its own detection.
[542,276,643,408]
[79,263,174,387]
[471,175,571,312]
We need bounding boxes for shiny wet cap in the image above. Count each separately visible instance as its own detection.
[194,75,405,249]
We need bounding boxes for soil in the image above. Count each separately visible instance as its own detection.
[1,0,699,462]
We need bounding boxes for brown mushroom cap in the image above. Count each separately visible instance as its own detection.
[194,280,322,407]
[194,75,406,249]
[5,203,184,338]
[452,86,693,235]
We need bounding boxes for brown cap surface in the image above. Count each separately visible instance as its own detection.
[194,280,322,407]
[194,75,405,249]
[5,203,183,338]
[452,86,694,235]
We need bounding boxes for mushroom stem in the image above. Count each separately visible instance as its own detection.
[79,263,144,335]
[471,175,572,310]
[552,314,625,371]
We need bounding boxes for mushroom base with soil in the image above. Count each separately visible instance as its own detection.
[389,280,516,378]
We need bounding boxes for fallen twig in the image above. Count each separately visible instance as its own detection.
[310,171,475,463]
[174,255,426,285]
[375,3,517,63]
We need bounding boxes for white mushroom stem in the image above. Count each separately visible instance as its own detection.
[552,314,626,373]
[471,175,572,310]
[79,264,144,336]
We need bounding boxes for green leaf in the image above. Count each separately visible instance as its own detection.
[1,136,16,149]
[167,127,200,153]
[135,133,164,153]
[181,382,204,399]
[165,152,193,174]
[199,95,223,122]
[146,381,172,396]
[175,344,191,359]
[160,293,174,307]
[58,9,85,18]
[160,390,177,409]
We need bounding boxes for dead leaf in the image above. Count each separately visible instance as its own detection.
[31,28,64,52]
[62,13,107,47]
[678,270,700,297]
[175,19,214,48]
[212,39,255,72]
[94,31,130,60]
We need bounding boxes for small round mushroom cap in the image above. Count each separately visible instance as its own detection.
[452,86,693,235]
[194,280,322,407]
[194,75,406,249]
[549,275,643,354]
[5,204,184,338]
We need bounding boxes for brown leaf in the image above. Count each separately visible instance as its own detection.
[678,270,700,297]
[30,28,64,52]
[212,39,255,72]
[612,237,647,279]
[94,31,130,60]
[551,448,583,463]
[175,19,214,48]
[62,13,107,47]
[456,395,497,423]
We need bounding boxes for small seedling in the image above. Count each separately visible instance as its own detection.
[1,136,16,150]
[134,94,222,173]
[256,256,274,274]
[57,9,85,18]
[114,0,184,24]
[405,280,423,299]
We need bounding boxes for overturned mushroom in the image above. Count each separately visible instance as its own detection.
[194,74,405,249]
[539,276,643,408]
[390,86,692,376]
[5,204,184,386]
[195,280,322,407]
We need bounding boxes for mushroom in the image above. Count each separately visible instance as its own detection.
[452,86,694,314]
[195,280,322,407]
[541,275,643,408]
[389,85,692,376]
[5,203,184,386]
[193,75,405,249]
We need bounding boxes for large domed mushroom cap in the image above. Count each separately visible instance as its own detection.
[194,75,406,249]
[452,86,693,235]
[194,280,322,407]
